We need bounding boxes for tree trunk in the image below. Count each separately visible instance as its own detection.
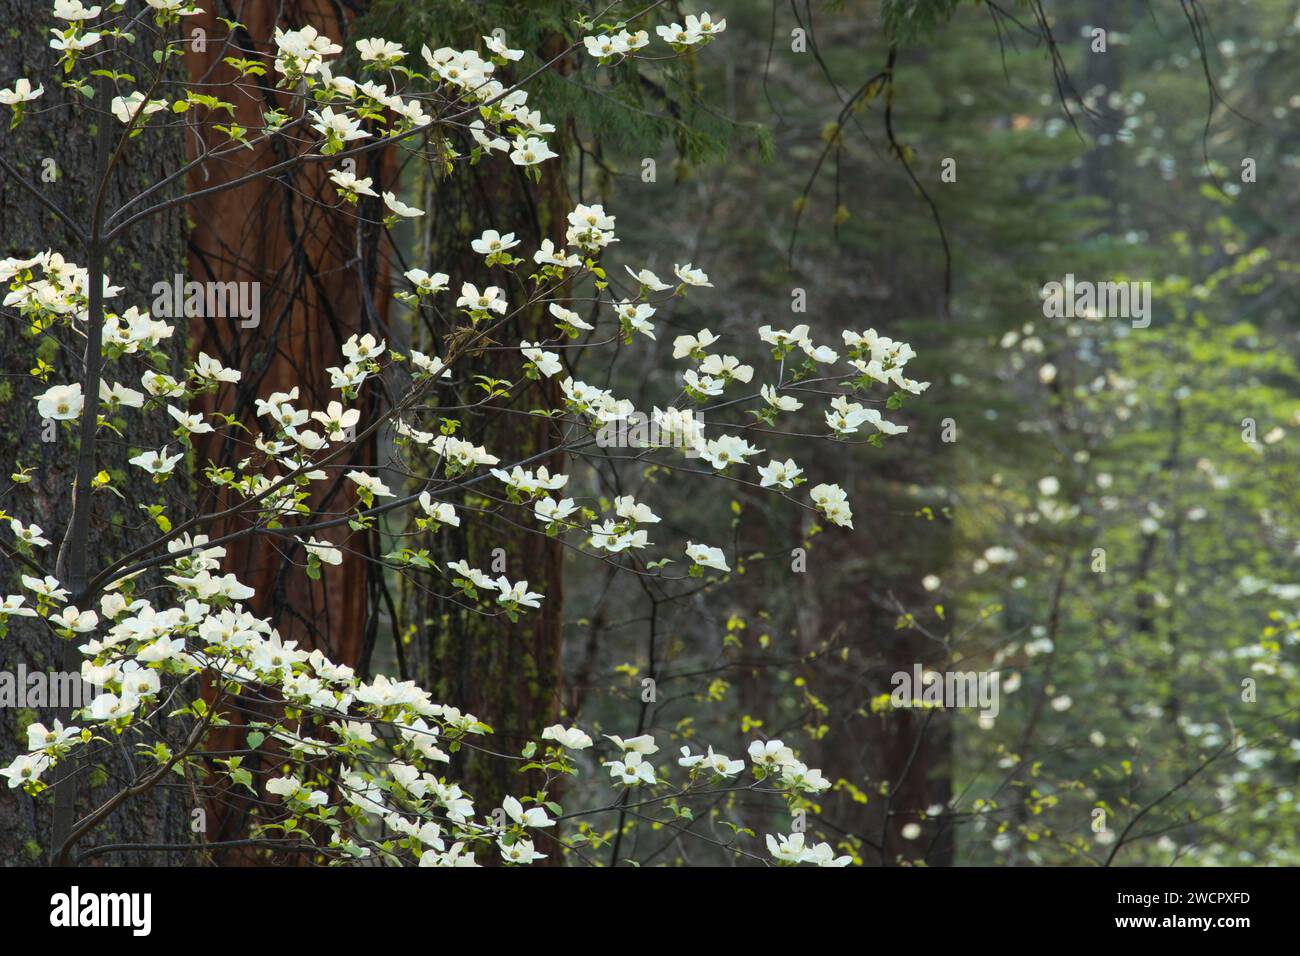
[182,1,386,861]
[417,152,571,844]
[0,2,192,865]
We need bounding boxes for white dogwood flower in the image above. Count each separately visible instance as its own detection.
[34,383,83,420]
[685,541,729,572]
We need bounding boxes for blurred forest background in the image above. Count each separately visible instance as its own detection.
[501,0,1300,866]
[365,0,1300,866]
[2,0,1297,866]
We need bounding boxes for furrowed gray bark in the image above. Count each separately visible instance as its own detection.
[0,7,192,866]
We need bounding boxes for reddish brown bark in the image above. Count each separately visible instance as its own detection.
[184,2,386,860]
